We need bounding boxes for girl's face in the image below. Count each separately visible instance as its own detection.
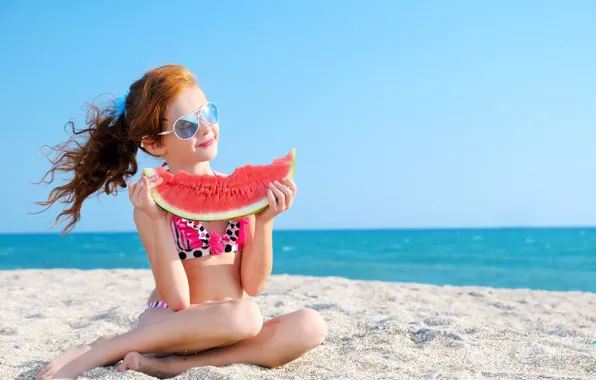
[159,85,220,166]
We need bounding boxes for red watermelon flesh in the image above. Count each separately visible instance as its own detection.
[142,149,296,221]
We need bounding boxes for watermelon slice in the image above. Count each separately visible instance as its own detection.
[142,149,296,221]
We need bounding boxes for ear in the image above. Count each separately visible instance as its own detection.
[141,138,167,156]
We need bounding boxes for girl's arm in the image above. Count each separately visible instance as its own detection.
[134,209,190,311]
[240,215,274,296]
[240,179,297,296]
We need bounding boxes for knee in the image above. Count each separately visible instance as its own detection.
[226,298,263,340]
[294,308,327,348]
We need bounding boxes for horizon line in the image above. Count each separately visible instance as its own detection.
[2,224,596,235]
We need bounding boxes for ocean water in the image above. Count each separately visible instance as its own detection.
[1,228,595,293]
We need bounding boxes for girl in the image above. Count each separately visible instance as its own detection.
[36,64,326,379]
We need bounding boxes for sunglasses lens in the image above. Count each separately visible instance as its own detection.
[174,114,199,140]
[201,103,219,124]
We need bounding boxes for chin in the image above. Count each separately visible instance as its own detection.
[195,145,218,162]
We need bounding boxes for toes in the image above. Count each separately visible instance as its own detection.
[118,351,141,373]
[37,365,50,379]
[117,358,131,373]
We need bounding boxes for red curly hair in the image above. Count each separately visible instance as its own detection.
[35,64,198,234]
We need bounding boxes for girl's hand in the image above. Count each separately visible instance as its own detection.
[128,175,167,220]
[256,178,297,223]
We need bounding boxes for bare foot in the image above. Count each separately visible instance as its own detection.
[37,344,93,380]
[36,337,114,380]
[118,352,183,379]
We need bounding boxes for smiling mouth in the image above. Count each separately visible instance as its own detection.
[196,138,214,148]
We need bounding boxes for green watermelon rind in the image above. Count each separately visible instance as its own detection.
[142,149,296,221]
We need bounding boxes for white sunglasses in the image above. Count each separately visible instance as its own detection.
[141,102,219,142]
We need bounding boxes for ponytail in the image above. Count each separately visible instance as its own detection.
[35,64,201,233]
[34,99,139,234]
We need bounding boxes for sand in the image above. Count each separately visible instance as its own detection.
[0,269,595,380]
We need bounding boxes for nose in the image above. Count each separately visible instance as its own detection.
[198,118,213,136]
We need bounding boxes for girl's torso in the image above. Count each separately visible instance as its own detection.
[147,217,249,305]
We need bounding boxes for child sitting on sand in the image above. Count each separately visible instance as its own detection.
[35,64,326,379]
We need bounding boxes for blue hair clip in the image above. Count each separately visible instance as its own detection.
[109,90,129,127]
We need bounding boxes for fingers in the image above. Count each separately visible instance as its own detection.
[268,182,286,211]
[138,176,154,203]
[131,180,142,202]
[268,180,295,213]
[146,174,163,189]
[131,177,148,206]
[128,174,163,208]
[263,179,297,219]
[284,178,297,195]
[266,188,277,212]
[131,180,143,206]
[128,182,137,202]
[275,180,294,209]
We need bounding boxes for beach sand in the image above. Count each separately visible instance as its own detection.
[1,269,595,379]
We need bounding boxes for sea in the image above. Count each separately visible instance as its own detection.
[1,228,595,293]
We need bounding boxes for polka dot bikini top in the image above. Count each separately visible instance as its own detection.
[170,216,247,260]
[161,162,247,260]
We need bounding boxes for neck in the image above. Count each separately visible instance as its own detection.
[167,161,214,176]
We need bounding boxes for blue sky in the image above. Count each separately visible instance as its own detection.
[1,0,595,233]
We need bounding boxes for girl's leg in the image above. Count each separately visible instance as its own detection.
[118,308,327,378]
[37,298,262,380]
